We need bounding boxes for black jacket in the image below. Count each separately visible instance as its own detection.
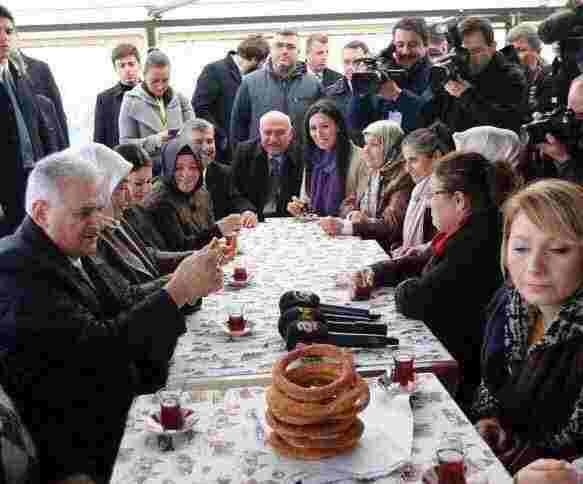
[94,82,134,148]
[0,217,184,481]
[375,208,503,402]
[420,52,527,134]
[230,138,303,221]
[192,52,242,160]
[21,54,69,147]
[36,94,67,153]
[320,67,343,88]
[0,61,48,236]
[206,160,234,220]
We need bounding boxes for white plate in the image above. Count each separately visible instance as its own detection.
[145,408,199,435]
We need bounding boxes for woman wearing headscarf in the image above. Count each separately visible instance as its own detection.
[141,137,240,252]
[319,120,414,254]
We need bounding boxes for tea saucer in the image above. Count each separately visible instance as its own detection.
[226,274,254,288]
[222,323,253,337]
[421,462,487,484]
[145,408,199,435]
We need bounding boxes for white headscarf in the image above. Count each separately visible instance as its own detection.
[453,126,522,166]
[67,142,132,201]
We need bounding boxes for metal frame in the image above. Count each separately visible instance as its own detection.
[16,7,558,47]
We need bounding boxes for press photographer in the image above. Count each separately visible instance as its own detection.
[419,16,527,134]
[523,75,583,183]
[347,17,432,134]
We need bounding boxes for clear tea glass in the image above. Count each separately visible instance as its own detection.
[157,389,184,430]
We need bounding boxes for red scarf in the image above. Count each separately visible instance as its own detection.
[431,214,470,257]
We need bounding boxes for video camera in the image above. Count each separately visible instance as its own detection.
[351,45,409,96]
[429,17,472,91]
[520,108,583,151]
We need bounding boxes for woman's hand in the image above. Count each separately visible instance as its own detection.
[217,214,242,236]
[352,268,375,289]
[287,197,306,217]
[348,211,368,224]
[319,216,342,236]
[241,210,258,228]
[475,417,510,454]
[514,459,578,484]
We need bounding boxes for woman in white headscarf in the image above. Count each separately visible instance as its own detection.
[319,120,414,254]
[453,126,523,167]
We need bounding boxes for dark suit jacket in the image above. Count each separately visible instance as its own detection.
[192,52,241,161]
[0,217,184,481]
[22,54,69,146]
[94,82,132,148]
[205,161,233,220]
[230,138,303,221]
[36,94,67,153]
[0,61,48,236]
[321,67,343,88]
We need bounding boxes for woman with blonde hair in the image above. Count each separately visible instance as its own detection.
[474,179,583,473]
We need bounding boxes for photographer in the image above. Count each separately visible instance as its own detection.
[348,17,432,134]
[420,17,527,134]
[536,75,583,184]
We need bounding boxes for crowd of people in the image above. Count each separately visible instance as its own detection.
[2,2,583,482]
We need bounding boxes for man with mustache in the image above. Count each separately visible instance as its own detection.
[348,17,433,135]
[420,16,527,134]
[0,149,223,482]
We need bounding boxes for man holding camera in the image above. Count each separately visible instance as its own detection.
[420,17,527,134]
[536,75,583,184]
[348,17,432,134]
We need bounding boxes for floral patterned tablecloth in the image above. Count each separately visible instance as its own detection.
[167,218,458,392]
[110,373,511,483]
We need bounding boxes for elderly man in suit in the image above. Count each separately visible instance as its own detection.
[0,149,223,482]
[192,34,269,161]
[93,43,141,148]
[231,110,303,227]
[0,5,47,236]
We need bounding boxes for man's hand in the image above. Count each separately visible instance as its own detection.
[514,459,577,484]
[217,214,242,236]
[240,210,258,228]
[165,243,223,307]
[319,216,342,236]
[158,130,170,143]
[445,79,471,98]
[287,197,306,217]
[378,79,401,101]
[538,134,570,163]
[475,417,509,455]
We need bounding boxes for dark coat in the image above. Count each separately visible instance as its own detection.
[93,82,133,148]
[0,61,48,237]
[324,78,364,146]
[0,217,184,481]
[21,54,69,147]
[192,52,242,161]
[320,67,343,88]
[348,56,432,134]
[206,160,234,220]
[420,52,527,134]
[36,93,67,153]
[388,208,503,402]
[230,137,303,221]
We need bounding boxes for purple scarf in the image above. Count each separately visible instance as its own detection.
[310,149,344,216]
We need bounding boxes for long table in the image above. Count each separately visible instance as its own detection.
[110,373,512,483]
[168,218,459,391]
[167,218,458,392]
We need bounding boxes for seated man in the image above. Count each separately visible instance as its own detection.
[181,118,234,220]
[0,151,223,482]
[231,111,303,226]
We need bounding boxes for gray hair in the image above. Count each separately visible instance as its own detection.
[144,48,171,75]
[507,23,542,52]
[25,152,102,215]
[181,118,215,134]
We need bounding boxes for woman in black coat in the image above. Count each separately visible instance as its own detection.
[357,152,519,407]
